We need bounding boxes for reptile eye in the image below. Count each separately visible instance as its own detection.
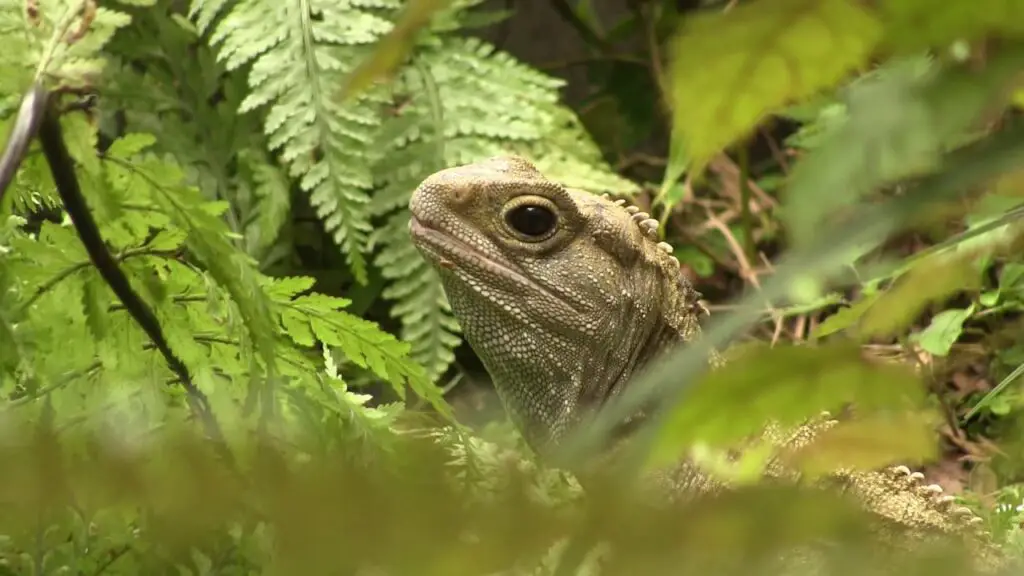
[505,204,557,238]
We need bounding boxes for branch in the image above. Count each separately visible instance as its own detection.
[33,83,234,464]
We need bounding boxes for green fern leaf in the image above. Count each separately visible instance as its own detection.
[279,288,450,417]
[105,151,282,373]
[0,0,132,95]
[196,0,401,284]
[237,148,292,256]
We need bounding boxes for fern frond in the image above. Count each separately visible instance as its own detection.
[0,0,130,99]
[100,6,292,264]
[193,0,400,284]
[267,274,450,416]
[1,125,449,431]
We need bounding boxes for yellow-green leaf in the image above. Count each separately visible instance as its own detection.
[859,254,980,338]
[780,413,939,479]
[657,124,688,204]
[910,305,975,357]
[666,0,880,173]
[337,0,451,102]
[811,291,881,339]
[648,343,925,468]
[880,0,1024,55]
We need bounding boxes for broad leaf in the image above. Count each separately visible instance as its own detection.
[781,413,938,478]
[858,252,980,338]
[880,0,1024,54]
[648,343,926,467]
[666,0,880,173]
[910,305,975,356]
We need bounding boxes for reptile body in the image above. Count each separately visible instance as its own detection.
[408,156,1006,571]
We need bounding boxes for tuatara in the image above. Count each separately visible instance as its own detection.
[408,155,1008,572]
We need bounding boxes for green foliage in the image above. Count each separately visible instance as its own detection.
[667,0,880,173]
[1,119,443,419]
[5,0,1024,573]
[911,306,975,356]
[192,0,399,286]
[622,0,1024,494]
[0,420,990,576]
[782,49,1024,250]
[647,343,934,470]
[880,0,1024,54]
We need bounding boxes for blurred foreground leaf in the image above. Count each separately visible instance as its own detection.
[338,0,451,101]
[781,413,939,478]
[647,343,926,468]
[783,47,1024,249]
[840,250,981,340]
[880,0,1024,54]
[667,0,879,173]
[0,415,987,576]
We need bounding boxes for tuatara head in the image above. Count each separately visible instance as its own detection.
[409,155,704,453]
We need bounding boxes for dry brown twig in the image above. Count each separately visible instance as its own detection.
[759,126,791,173]
[704,208,786,343]
[705,209,759,287]
[709,153,778,209]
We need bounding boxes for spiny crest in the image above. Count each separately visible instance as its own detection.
[599,193,673,257]
[599,192,709,319]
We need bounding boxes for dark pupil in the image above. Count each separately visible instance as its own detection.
[506,205,557,237]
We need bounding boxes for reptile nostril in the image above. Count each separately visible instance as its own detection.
[448,183,476,207]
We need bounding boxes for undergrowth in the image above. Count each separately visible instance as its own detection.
[2,0,1024,574]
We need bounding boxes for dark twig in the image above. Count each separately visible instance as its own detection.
[33,83,233,464]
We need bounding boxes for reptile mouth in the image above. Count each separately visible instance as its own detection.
[409,216,587,315]
[409,215,539,287]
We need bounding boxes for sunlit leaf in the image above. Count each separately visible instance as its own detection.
[648,343,926,467]
[658,125,688,204]
[880,0,1024,54]
[781,413,939,478]
[858,252,980,338]
[666,0,880,173]
[81,273,110,341]
[999,263,1024,291]
[910,305,975,356]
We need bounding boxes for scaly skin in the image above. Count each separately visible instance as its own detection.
[408,155,1006,571]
